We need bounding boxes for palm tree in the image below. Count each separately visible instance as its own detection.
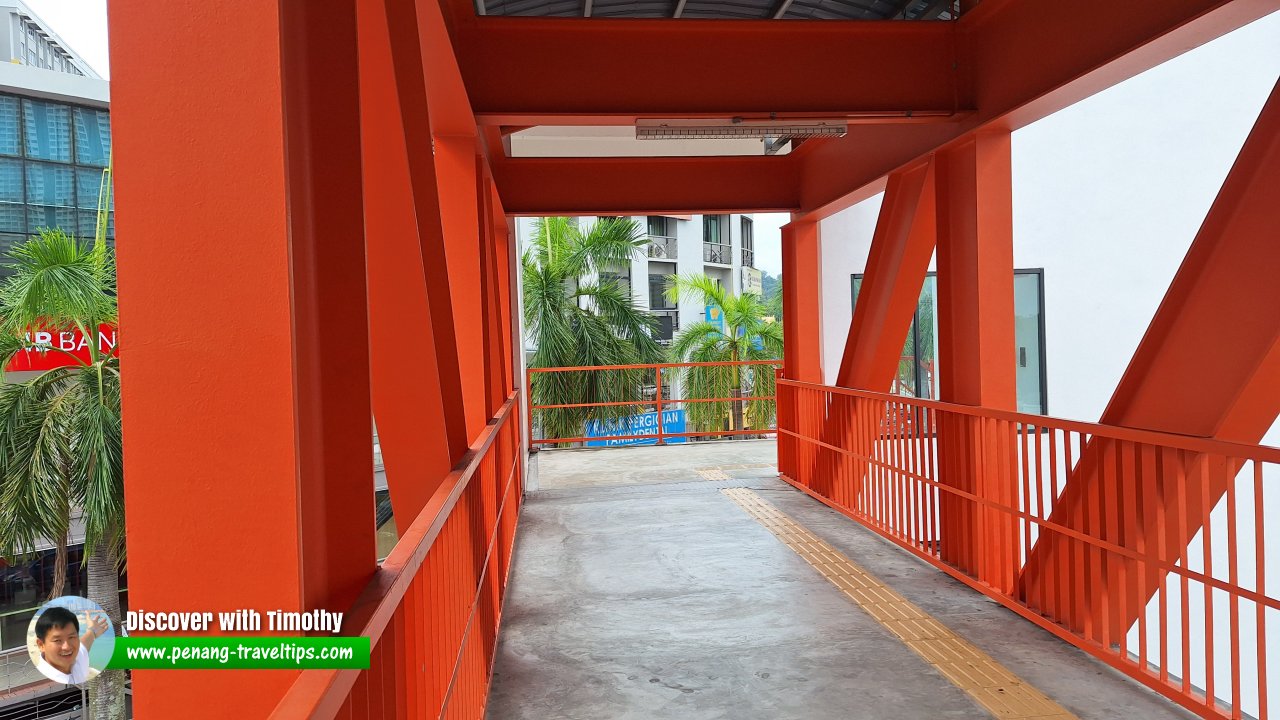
[664,273,783,436]
[0,228,125,720]
[523,217,665,445]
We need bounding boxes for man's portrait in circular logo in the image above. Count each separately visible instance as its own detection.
[26,596,115,685]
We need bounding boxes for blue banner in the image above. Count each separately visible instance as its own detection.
[584,409,687,447]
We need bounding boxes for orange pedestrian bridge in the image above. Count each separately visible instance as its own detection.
[104,0,1280,717]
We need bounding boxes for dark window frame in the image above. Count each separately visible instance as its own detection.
[851,268,1048,415]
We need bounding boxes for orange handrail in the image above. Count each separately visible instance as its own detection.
[271,392,522,719]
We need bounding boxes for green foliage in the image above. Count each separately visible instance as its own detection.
[523,217,664,445]
[0,228,123,565]
[664,273,783,434]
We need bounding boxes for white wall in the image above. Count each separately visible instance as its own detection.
[1012,10,1280,427]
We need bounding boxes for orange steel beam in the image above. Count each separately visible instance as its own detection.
[836,159,937,389]
[933,132,1019,593]
[781,218,824,383]
[796,0,1279,220]
[360,0,461,529]
[493,156,801,216]
[416,0,476,138]
[384,0,471,458]
[1020,78,1280,631]
[489,180,517,398]
[110,0,375,715]
[436,136,489,440]
[478,163,507,416]
[451,18,964,124]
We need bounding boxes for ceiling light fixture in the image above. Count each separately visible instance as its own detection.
[636,117,848,140]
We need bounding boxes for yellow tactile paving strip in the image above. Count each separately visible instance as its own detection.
[721,487,1079,720]
[695,463,775,482]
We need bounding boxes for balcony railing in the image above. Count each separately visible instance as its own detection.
[703,242,731,264]
[742,248,755,267]
[776,378,1280,720]
[271,392,522,719]
[647,235,678,260]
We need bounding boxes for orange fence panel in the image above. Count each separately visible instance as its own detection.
[777,378,1280,719]
[527,361,782,447]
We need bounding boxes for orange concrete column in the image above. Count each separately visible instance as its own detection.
[110,0,374,716]
[934,132,1019,593]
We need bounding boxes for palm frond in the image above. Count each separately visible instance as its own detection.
[663,272,727,309]
[73,362,123,555]
[0,229,116,335]
[522,220,659,445]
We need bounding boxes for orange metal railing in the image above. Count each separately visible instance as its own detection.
[271,392,522,719]
[777,377,1280,719]
[527,360,782,447]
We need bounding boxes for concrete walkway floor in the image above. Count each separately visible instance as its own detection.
[486,440,1193,720]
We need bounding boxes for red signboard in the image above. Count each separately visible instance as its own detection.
[5,325,119,372]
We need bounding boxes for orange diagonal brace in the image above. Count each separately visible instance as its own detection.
[836,159,937,390]
[1020,78,1280,633]
[383,0,470,459]
[359,0,458,530]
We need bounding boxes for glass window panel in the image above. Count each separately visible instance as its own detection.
[76,210,115,239]
[28,205,76,234]
[854,271,1035,408]
[78,209,97,237]
[0,204,23,234]
[26,161,74,206]
[0,158,23,204]
[918,276,938,400]
[23,100,72,162]
[647,216,668,237]
[1014,272,1045,414]
[76,167,108,208]
[703,215,721,245]
[0,97,20,156]
[74,107,111,166]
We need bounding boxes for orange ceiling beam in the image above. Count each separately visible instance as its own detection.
[470,1,1276,220]
[453,18,965,125]
[493,156,802,215]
